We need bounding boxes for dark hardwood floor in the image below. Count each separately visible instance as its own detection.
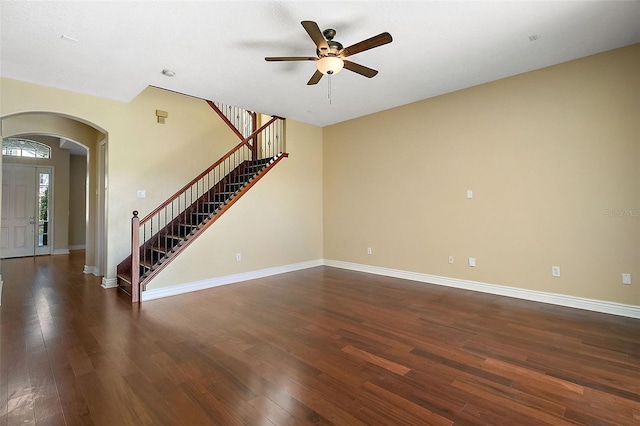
[1,251,639,425]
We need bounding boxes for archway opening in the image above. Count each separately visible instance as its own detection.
[1,112,108,278]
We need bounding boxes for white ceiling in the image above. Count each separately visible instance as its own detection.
[1,1,639,127]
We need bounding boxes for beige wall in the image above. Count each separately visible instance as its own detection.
[1,45,637,307]
[0,80,324,283]
[324,44,640,306]
[69,155,87,248]
[149,120,324,288]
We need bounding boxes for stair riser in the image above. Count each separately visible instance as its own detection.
[223,183,244,192]
[210,193,234,202]
[191,213,211,224]
[199,203,223,213]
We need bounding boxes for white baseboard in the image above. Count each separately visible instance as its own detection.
[324,259,640,319]
[83,265,102,276]
[142,259,324,302]
[101,277,118,289]
[53,249,70,255]
[69,245,86,251]
[137,257,639,319]
[0,275,3,306]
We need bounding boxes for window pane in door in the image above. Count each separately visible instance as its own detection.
[38,173,50,247]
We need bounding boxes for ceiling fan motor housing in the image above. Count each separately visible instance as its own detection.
[317,28,343,57]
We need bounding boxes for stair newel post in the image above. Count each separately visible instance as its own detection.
[131,210,141,303]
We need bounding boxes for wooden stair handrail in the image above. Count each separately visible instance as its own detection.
[141,115,283,223]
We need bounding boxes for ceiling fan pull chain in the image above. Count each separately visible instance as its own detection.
[328,74,332,105]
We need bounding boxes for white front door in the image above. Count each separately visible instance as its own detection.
[1,164,53,258]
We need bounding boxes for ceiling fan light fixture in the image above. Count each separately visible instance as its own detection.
[316,56,344,75]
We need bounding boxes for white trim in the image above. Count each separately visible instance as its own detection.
[53,249,70,255]
[324,260,640,319]
[96,138,108,277]
[69,244,86,251]
[137,257,639,319]
[83,265,101,276]
[142,259,324,302]
[101,277,117,289]
[0,275,3,306]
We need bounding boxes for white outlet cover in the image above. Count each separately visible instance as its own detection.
[466,189,473,199]
[552,266,561,277]
[622,273,631,285]
[136,190,146,198]
[468,257,476,267]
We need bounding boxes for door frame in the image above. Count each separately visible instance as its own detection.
[1,163,54,258]
[95,138,107,276]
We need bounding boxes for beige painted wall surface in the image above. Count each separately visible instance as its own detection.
[323,44,640,306]
[1,80,241,279]
[148,120,324,289]
[2,135,71,252]
[69,155,87,247]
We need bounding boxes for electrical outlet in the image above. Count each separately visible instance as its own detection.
[622,273,631,285]
[448,256,454,264]
[367,247,372,255]
[552,266,560,277]
[468,257,476,267]
[236,252,242,261]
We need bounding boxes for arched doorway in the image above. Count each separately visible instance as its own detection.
[0,112,108,280]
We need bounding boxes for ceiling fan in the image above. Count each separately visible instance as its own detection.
[265,21,392,85]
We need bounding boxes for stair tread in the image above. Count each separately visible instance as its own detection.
[164,234,183,241]
[140,260,153,269]
[117,273,132,284]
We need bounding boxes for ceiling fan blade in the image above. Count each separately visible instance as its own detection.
[340,32,392,58]
[307,70,323,85]
[301,21,329,52]
[343,60,378,78]
[265,56,317,62]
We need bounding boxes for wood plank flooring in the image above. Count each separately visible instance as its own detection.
[1,251,639,425]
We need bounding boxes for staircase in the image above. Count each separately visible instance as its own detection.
[117,101,287,302]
